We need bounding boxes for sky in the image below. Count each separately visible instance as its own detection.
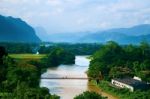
[0,0,150,34]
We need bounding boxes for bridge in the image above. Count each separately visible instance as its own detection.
[41,77,89,80]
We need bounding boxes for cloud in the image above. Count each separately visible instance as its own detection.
[0,0,150,33]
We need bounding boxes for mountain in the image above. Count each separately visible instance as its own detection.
[46,32,89,42]
[106,24,150,36]
[80,32,150,44]
[35,24,150,44]
[35,27,89,42]
[0,15,41,43]
[79,24,150,44]
[35,27,49,41]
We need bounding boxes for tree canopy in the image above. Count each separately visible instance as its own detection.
[88,41,150,82]
[45,48,75,67]
[74,91,107,99]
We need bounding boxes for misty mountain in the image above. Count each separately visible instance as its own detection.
[35,27,49,41]
[47,32,89,42]
[35,27,89,42]
[35,24,150,44]
[80,24,150,44]
[0,15,41,43]
[106,24,150,36]
[80,32,150,44]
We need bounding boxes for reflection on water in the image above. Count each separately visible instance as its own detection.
[40,56,117,99]
[41,79,89,99]
[41,56,89,79]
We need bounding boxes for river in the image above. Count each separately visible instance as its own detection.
[40,56,117,99]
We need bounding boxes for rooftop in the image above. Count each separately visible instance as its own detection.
[113,78,149,88]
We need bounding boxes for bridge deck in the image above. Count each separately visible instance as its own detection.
[41,77,89,80]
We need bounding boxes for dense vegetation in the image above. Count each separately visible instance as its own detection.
[96,80,150,99]
[0,46,59,99]
[88,41,150,82]
[0,42,101,55]
[0,42,39,54]
[43,48,75,67]
[0,45,76,98]
[74,91,107,99]
[1,41,150,98]
[88,41,150,98]
[39,43,101,55]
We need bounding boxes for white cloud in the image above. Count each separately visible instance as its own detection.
[0,0,150,33]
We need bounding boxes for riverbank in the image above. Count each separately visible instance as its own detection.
[89,80,118,99]
[94,80,150,99]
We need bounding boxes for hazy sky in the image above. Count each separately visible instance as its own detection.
[0,0,150,34]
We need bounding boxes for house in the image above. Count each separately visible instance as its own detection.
[111,77,149,92]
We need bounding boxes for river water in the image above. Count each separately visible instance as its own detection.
[40,56,117,99]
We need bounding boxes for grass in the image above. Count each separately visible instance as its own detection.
[9,54,46,61]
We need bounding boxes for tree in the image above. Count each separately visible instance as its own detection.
[137,71,150,82]
[140,42,150,60]
[109,67,133,78]
[6,62,39,90]
[45,48,75,67]
[0,46,8,84]
[74,91,107,99]
[0,46,7,64]
[88,41,125,80]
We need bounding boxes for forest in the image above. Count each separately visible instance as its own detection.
[0,42,101,55]
[1,41,150,99]
[0,46,76,98]
[88,41,150,98]
[0,46,62,98]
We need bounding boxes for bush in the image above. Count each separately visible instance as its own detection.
[74,91,107,99]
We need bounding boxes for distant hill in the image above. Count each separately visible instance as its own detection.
[79,24,150,44]
[106,24,150,36]
[35,24,150,44]
[35,27,50,42]
[35,27,89,42]
[80,32,150,44]
[0,15,41,43]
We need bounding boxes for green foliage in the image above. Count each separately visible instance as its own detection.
[0,46,8,66]
[97,80,150,99]
[0,42,38,54]
[137,71,150,82]
[0,46,8,84]
[45,48,75,67]
[88,41,126,80]
[109,67,133,78]
[74,91,107,99]
[39,43,101,55]
[6,63,39,88]
[88,61,104,78]
[1,82,60,99]
[88,41,150,81]
[0,46,60,98]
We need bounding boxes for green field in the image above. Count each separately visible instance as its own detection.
[9,54,46,60]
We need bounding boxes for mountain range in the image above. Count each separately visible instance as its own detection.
[0,15,150,44]
[36,24,150,44]
[0,15,41,43]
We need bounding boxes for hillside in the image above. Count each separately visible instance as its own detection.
[0,15,41,43]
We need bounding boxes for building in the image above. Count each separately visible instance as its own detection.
[133,76,142,81]
[111,77,149,92]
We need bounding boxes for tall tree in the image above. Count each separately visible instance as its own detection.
[0,46,7,64]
